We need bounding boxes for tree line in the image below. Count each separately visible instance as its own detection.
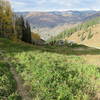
[0,0,31,43]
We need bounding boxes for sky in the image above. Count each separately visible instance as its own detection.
[10,0,100,12]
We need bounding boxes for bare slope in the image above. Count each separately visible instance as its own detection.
[66,24,100,47]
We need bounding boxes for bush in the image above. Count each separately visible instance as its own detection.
[80,33,86,41]
[87,29,94,39]
[8,92,21,100]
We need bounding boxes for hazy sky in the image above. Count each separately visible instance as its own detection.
[10,0,100,11]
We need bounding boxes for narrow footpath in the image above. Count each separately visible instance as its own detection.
[1,50,32,100]
[10,66,32,100]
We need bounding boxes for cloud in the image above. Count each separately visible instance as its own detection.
[10,0,100,11]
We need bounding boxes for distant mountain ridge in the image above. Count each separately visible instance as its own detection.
[16,10,100,40]
[16,10,100,28]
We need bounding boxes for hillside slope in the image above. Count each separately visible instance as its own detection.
[66,24,100,47]
[0,38,100,100]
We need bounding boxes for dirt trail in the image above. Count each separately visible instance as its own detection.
[1,52,32,100]
[10,66,32,100]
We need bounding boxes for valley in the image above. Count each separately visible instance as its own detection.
[17,10,100,40]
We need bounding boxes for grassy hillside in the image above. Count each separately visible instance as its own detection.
[66,24,100,47]
[47,17,100,44]
[0,38,100,100]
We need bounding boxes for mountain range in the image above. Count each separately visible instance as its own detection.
[16,10,100,40]
[16,10,100,28]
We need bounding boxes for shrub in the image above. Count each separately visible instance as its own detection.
[87,29,94,39]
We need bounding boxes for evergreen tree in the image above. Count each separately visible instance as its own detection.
[25,21,32,43]
[15,16,32,43]
[20,16,28,42]
[0,0,32,43]
[0,0,4,36]
[14,16,23,39]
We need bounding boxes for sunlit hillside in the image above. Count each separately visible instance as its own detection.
[48,17,100,47]
[0,38,100,100]
[66,24,100,47]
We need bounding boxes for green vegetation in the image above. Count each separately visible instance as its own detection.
[87,29,94,39]
[0,61,20,100]
[0,0,32,43]
[0,0,13,38]
[80,33,86,41]
[0,38,100,100]
[47,17,100,43]
[0,1,100,100]
[15,16,32,43]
